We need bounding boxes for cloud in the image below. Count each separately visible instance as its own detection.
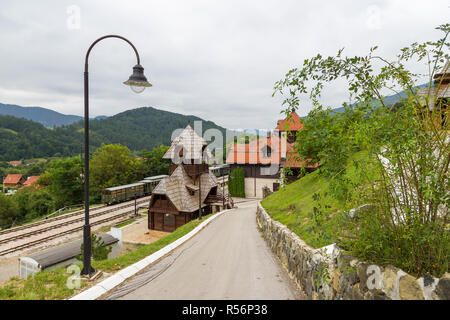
[0,0,448,129]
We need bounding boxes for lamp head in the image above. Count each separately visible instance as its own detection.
[123,64,152,93]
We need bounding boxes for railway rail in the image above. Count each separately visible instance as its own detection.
[0,198,149,245]
[0,197,148,237]
[0,210,137,257]
[0,204,106,237]
[0,197,150,257]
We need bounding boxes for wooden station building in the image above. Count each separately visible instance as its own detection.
[148,124,231,232]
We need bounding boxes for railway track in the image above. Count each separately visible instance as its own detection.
[0,197,150,257]
[0,204,107,236]
[0,196,149,237]
[0,210,137,257]
[0,198,149,245]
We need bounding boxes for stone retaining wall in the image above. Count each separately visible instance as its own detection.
[256,202,449,300]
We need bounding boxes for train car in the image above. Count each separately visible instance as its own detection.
[140,175,169,195]
[101,175,169,205]
[102,182,145,205]
[209,164,230,177]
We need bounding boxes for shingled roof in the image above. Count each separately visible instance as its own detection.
[418,61,450,101]
[151,165,218,213]
[3,174,25,185]
[163,124,212,162]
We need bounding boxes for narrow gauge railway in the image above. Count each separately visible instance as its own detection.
[0,208,137,257]
[0,197,150,246]
[0,204,107,236]
[0,175,168,257]
[0,175,167,236]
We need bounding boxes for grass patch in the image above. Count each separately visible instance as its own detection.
[261,169,341,248]
[0,268,89,300]
[115,219,136,229]
[0,212,216,300]
[261,152,373,248]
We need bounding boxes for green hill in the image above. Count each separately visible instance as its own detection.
[261,169,341,248]
[0,102,107,127]
[0,106,227,161]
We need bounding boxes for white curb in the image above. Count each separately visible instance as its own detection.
[70,208,231,300]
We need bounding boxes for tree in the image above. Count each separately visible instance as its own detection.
[38,157,83,207]
[90,144,139,193]
[273,24,450,276]
[0,194,19,228]
[13,188,55,221]
[139,145,170,177]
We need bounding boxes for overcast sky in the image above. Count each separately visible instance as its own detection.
[0,1,448,130]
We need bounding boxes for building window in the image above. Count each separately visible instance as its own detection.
[260,166,276,176]
[262,145,272,158]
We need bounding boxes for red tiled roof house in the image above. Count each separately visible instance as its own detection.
[226,111,317,197]
[3,174,26,188]
[23,176,40,188]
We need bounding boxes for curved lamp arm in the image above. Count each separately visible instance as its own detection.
[84,34,140,72]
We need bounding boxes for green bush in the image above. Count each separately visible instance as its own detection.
[273,24,450,277]
[76,234,113,262]
[228,167,245,197]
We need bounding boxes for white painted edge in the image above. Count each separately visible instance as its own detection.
[70,208,231,300]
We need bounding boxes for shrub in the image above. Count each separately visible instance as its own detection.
[228,167,245,197]
[274,24,450,277]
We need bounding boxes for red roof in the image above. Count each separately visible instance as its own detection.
[3,174,24,185]
[226,135,316,168]
[23,176,40,187]
[275,111,303,131]
[226,135,283,165]
[9,161,22,165]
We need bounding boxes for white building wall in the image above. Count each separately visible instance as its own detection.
[244,177,278,198]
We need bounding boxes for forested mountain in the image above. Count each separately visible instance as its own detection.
[0,103,107,127]
[68,107,226,151]
[0,106,226,161]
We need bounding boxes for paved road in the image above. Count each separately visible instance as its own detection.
[104,199,303,300]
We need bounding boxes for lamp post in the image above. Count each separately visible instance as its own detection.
[198,163,202,220]
[222,175,225,208]
[81,35,151,277]
[134,191,138,217]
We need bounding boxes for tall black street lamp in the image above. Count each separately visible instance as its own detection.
[134,192,138,217]
[198,164,202,220]
[222,175,225,208]
[81,35,151,276]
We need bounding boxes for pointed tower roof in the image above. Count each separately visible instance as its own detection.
[275,111,303,131]
[163,124,212,162]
